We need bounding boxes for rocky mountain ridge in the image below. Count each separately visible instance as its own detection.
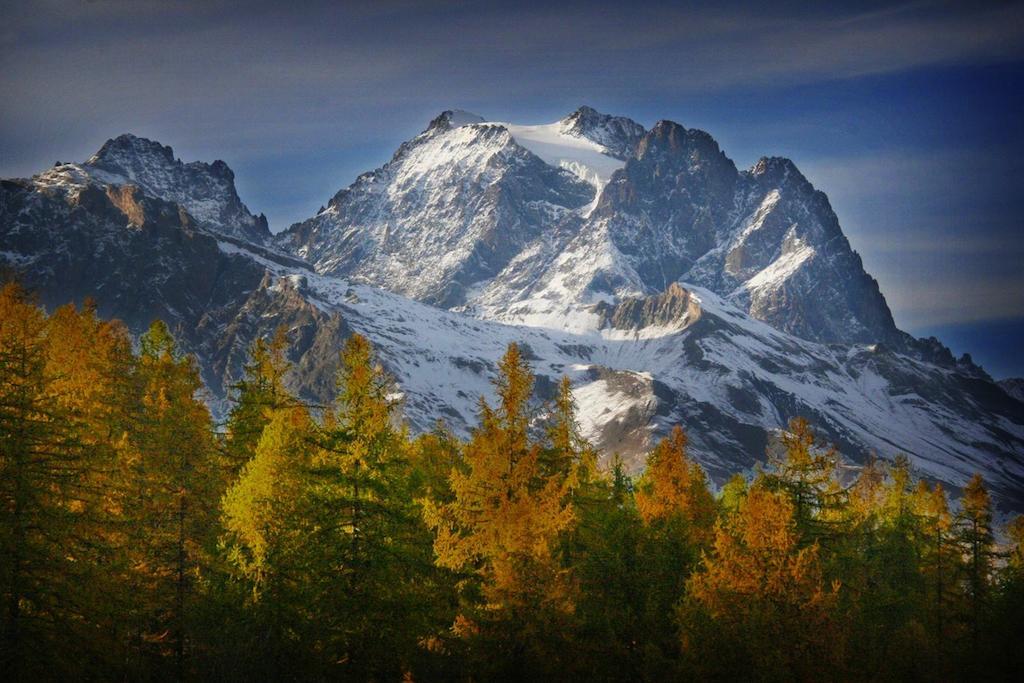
[2,109,1021,510]
[84,133,271,244]
[277,109,920,355]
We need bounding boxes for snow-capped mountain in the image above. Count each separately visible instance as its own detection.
[2,111,1022,510]
[83,134,270,244]
[277,110,595,308]
[278,109,904,349]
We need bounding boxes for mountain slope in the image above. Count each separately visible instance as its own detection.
[279,110,905,350]
[200,242,1024,510]
[3,120,1022,512]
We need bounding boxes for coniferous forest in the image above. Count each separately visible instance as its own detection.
[1,282,1022,682]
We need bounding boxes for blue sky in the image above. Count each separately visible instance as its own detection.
[1,0,1022,376]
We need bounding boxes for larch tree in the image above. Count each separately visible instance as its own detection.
[630,426,717,676]
[912,479,958,673]
[220,403,316,676]
[635,426,716,541]
[123,320,222,678]
[683,485,842,679]
[0,285,93,676]
[424,343,577,678]
[955,473,996,659]
[761,417,845,547]
[41,301,139,672]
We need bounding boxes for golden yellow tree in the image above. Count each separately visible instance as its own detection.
[123,321,222,677]
[424,343,578,676]
[956,473,996,657]
[635,426,716,541]
[762,417,845,544]
[220,404,314,674]
[684,485,841,678]
[0,288,138,675]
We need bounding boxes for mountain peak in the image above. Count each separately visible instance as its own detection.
[426,109,486,132]
[82,133,268,245]
[91,133,176,167]
[749,156,805,184]
[558,106,645,160]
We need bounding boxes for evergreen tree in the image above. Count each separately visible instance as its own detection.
[310,333,442,677]
[6,285,1024,679]
[569,458,647,679]
[123,320,222,677]
[841,456,929,679]
[224,327,292,475]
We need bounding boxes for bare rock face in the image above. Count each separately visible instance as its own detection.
[594,282,701,331]
[86,134,271,244]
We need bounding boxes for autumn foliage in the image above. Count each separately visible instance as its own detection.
[1,284,1021,680]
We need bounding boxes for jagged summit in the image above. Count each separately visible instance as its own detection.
[557,106,646,160]
[426,109,486,132]
[636,121,731,168]
[278,110,594,307]
[74,133,271,244]
[90,133,177,167]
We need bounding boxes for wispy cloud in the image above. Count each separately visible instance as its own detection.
[3,0,1023,170]
[801,147,1024,328]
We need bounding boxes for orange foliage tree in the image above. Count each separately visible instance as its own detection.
[684,485,841,678]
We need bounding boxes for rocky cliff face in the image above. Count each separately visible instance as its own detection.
[1001,378,1024,403]
[85,134,271,244]
[3,112,1022,511]
[0,149,332,408]
[558,105,646,160]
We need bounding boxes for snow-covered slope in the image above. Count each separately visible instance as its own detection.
[278,110,904,350]
[491,105,644,192]
[212,240,1024,510]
